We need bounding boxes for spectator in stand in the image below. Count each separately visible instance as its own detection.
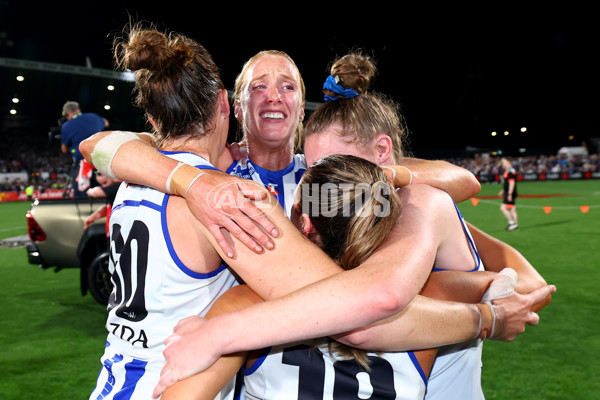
[60,101,109,198]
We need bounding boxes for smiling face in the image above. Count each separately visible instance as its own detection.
[235,54,305,150]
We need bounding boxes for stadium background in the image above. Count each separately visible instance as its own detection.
[1,3,599,197]
[1,3,599,399]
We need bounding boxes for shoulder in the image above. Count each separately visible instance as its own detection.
[61,119,73,131]
[398,183,453,208]
[394,184,456,228]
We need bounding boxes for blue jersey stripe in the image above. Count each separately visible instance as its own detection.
[408,351,429,386]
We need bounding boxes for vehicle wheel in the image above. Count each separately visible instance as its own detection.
[87,251,112,306]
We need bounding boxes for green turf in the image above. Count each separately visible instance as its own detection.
[1,180,599,398]
[0,201,107,400]
[458,180,600,399]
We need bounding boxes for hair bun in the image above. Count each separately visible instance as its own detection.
[330,52,377,95]
[117,28,194,72]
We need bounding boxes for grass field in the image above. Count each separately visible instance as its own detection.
[0,179,599,399]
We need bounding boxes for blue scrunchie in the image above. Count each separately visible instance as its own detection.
[323,75,359,101]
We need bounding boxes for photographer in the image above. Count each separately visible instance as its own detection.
[60,101,109,198]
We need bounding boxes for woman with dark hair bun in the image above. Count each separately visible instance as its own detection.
[87,23,244,400]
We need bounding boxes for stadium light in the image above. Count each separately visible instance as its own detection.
[16,74,24,81]
[504,131,509,136]
[12,97,19,103]
[520,127,527,132]
[491,131,497,136]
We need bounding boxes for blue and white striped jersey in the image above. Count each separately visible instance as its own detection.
[226,154,306,217]
[90,151,238,400]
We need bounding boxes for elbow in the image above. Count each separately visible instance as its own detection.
[79,131,112,163]
[468,176,482,198]
[335,286,411,350]
[376,288,406,316]
[79,136,96,163]
[366,282,407,320]
[460,173,481,200]
[453,174,481,203]
[336,290,404,349]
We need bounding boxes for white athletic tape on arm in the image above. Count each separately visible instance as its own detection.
[165,162,184,194]
[481,267,518,302]
[91,131,142,178]
[381,166,397,181]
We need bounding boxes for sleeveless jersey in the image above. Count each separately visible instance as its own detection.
[89,151,238,400]
[226,153,306,217]
[243,341,427,400]
[425,203,485,400]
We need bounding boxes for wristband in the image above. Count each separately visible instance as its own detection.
[168,162,206,198]
[381,166,396,183]
[381,165,413,187]
[398,165,412,185]
[396,165,413,186]
[184,172,207,197]
[475,303,495,340]
[91,131,142,178]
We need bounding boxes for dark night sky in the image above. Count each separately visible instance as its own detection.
[1,2,598,157]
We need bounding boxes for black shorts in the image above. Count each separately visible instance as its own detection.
[503,191,517,205]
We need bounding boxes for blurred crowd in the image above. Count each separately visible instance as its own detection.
[0,130,72,193]
[446,152,600,180]
[2,131,600,194]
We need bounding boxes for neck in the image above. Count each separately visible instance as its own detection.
[160,136,218,165]
[247,140,295,170]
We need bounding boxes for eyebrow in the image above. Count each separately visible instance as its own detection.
[251,72,298,85]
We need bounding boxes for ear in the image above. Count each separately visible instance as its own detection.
[300,213,317,238]
[147,115,158,129]
[218,89,230,119]
[374,134,393,165]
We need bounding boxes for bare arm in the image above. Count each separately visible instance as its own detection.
[152,185,555,396]
[467,222,551,311]
[79,131,278,258]
[166,271,495,398]
[338,220,553,349]
[161,285,260,400]
[467,222,547,293]
[80,131,174,190]
[403,157,481,203]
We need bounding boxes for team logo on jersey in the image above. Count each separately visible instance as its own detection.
[267,184,279,196]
